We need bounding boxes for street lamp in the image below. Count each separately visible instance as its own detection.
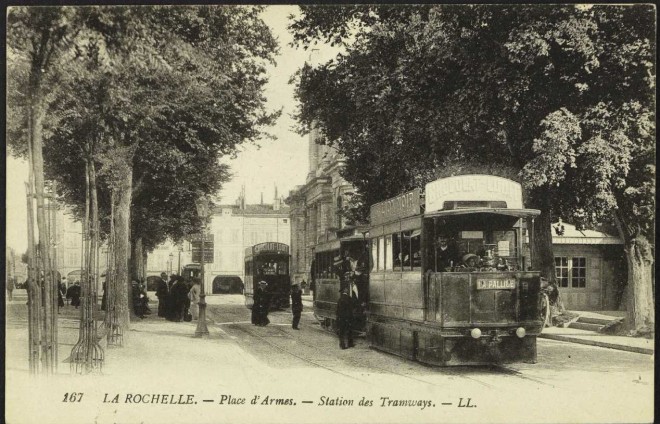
[194,197,210,338]
[178,245,183,275]
[168,252,174,275]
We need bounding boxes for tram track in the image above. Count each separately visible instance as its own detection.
[226,318,500,389]
[225,322,372,385]
[489,364,554,387]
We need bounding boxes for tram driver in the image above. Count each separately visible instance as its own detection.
[433,233,460,271]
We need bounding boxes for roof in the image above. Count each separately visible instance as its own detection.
[549,222,623,245]
[212,204,290,216]
[424,208,541,219]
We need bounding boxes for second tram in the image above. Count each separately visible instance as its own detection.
[312,227,369,333]
[244,242,291,309]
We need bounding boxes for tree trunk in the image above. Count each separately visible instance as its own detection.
[28,83,56,373]
[529,195,557,282]
[614,213,655,334]
[25,181,41,374]
[113,166,133,333]
[131,237,144,283]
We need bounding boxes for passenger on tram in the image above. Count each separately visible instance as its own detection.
[434,234,460,271]
[459,253,481,270]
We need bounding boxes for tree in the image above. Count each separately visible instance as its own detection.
[290,5,655,331]
[7,6,88,374]
[9,6,280,339]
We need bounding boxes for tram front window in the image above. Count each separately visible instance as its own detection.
[428,216,520,272]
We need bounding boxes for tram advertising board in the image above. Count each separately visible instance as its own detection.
[370,188,421,226]
[425,175,523,212]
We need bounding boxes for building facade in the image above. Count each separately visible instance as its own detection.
[285,128,355,286]
[146,189,290,292]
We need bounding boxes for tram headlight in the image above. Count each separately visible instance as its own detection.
[470,328,482,339]
[515,327,526,338]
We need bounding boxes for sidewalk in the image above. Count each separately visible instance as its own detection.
[539,311,655,355]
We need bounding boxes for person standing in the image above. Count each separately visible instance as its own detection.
[168,276,187,322]
[67,281,81,308]
[188,278,201,320]
[336,287,354,349]
[253,281,270,326]
[290,284,303,330]
[58,281,65,311]
[155,272,169,318]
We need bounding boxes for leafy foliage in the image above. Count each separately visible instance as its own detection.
[9,6,280,253]
[290,5,655,236]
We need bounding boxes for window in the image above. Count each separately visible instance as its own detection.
[378,237,385,271]
[385,235,393,271]
[410,230,421,270]
[571,257,586,288]
[371,240,378,271]
[393,233,402,271]
[555,256,587,288]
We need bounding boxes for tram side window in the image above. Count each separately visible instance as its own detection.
[410,230,421,270]
[392,233,402,271]
[378,237,385,271]
[371,240,378,271]
[385,235,393,271]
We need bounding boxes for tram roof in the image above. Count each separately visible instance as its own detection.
[424,208,541,219]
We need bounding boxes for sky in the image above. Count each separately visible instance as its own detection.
[5,5,339,254]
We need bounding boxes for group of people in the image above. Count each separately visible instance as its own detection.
[432,234,510,272]
[155,273,200,322]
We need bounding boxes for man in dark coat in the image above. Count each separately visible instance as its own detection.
[155,272,169,318]
[336,287,354,349]
[290,284,303,330]
[168,276,187,322]
[434,234,460,271]
[66,282,82,308]
[252,281,270,326]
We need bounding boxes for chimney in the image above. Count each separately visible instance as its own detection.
[273,185,280,211]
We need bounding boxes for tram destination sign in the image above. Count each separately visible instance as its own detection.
[476,278,516,290]
[370,188,421,226]
[252,242,289,255]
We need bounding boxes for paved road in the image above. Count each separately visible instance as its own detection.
[5,293,654,424]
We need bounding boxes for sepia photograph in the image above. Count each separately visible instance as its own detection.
[4,4,655,424]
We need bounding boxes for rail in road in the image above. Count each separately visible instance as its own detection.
[219,316,553,390]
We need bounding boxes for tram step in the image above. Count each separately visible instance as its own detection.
[567,322,605,332]
[575,316,621,326]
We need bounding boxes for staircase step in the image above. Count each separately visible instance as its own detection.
[576,316,621,326]
[568,322,605,332]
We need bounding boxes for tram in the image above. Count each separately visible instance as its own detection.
[366,175,543,365]
[312,226,369,333]
[181,263,201,282]
[244,242,291,309]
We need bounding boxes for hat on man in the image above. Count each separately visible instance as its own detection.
[160,272,167,278]
[258,280,268,286]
